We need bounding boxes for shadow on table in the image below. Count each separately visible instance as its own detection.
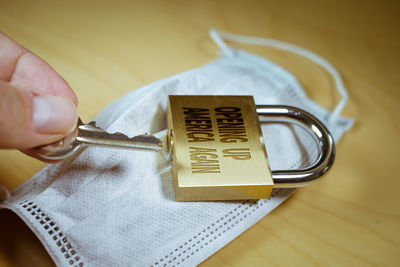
[0,209,55,267]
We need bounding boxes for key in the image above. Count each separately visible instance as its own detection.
[33,118,163,160]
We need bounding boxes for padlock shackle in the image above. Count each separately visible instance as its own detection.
[256,105,335,188]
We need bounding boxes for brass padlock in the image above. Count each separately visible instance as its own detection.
[167,95,335,201]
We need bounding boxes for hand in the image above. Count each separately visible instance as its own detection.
[0,31,78,160]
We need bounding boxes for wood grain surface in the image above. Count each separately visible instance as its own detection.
[0,0,399,266]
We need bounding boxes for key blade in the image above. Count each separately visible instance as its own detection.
[77,122,163,151]
[76,134,163,150]
[33,118,163,160]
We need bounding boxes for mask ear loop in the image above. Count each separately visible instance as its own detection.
[209,29,348,126]
[0,184,11,206]
[209,29,235,57]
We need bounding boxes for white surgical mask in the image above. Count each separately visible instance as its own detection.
[0,29,353,267]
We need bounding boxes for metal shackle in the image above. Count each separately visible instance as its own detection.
[256,105,335,188]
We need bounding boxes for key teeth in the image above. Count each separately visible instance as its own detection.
[87,121,97,127]
[131,134,163,146]
[85,120,163,147]
[80,121,105,132]
[88,122,161,142]
[87,121,131,136]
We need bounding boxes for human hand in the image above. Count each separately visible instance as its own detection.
[0,31,78,161]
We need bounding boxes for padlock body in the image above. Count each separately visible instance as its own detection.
[167,95,273,201]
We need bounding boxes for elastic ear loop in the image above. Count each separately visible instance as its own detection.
[209,29,348,126]
[0,184,11,205]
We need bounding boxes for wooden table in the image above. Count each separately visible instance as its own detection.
[0,0,399,266]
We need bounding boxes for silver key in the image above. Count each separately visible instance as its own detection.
[34,118,163,160]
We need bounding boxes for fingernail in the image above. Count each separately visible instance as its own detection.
[33,95,77,134]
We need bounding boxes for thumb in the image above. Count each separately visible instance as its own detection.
[0,80,77,149]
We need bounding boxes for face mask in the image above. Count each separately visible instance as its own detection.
[0,29,353,267]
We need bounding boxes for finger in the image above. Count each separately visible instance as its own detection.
[0,80,77,149]
[0,31,77,105]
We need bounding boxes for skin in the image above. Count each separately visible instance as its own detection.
[0,31,78,162]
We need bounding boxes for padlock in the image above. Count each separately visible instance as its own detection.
[167,95,335,201]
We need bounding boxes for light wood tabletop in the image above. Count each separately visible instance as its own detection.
[0,0,399,266]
